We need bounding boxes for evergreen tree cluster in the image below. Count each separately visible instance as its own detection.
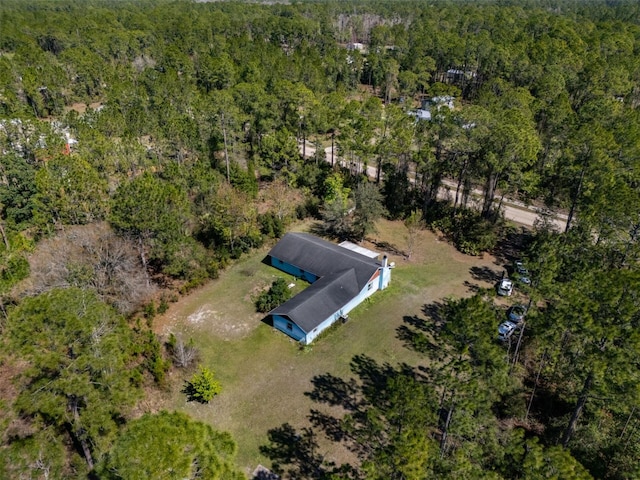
[0,0,640,477]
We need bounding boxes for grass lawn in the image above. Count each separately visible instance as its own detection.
[153,219,503,477]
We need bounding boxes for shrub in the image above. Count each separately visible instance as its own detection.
[137,331,170,385]
[255,277,292,313]
[451,211,500,255]
[144,302,156,319]
[166,333,199,368]
[259,212,286,239]
[183,366,221,403]
[425,202,501,255]
[157,296,169,314]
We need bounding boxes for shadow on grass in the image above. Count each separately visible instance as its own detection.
[305,373,359,411]
[308,409,347,443]
[350,354,414,396]
[465,266,504,294]
[470,265,502,284]
[371,239,406,257]
[181,382,211,404]
[422,301,445,324]
[396,302,445,353]
[260,355,423,478]
[259,423,337,479]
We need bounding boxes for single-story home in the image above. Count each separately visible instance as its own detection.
[266,232,392,344]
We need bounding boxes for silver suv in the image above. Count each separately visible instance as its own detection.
[498,321,518,341]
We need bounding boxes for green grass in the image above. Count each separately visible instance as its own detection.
[154,220,500,475]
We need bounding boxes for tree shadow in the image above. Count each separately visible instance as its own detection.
[466,266,505,294]
[492,227,534,265]
[305,373,359,411]
[181,381,208,404]
[470,265,502,284]
[259,423,336,479]
[371,239,406,257]
[396,302,446,353]
[463,280,483,294]
[308,409,348,443]
[349,354,414,398]
[422,301,445,324]
[261,355,425,476]
[397,317,435,353]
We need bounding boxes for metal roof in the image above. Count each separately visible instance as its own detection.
[339,241,380,258]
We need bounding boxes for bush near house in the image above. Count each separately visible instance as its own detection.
[255,277,292,313]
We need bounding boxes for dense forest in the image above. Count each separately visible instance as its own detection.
[1,0,640,478]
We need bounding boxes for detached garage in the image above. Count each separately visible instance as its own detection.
[266,232,392,344]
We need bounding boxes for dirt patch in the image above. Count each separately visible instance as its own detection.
[64,102,104,115]
[65,102,87,114]
[158,302,256,340]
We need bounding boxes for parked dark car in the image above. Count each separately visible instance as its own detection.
[508,304,527,324]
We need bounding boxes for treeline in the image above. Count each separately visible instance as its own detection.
[0,0,639,477]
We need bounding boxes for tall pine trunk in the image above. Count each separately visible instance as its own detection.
[0,221,9,250]
[221,113,230,183]
[482,170,500,219]
[565,165,586,232]
[561,371,593,447]
[70,397,94,469]
[440,401,454,458]
[453,155,468,214]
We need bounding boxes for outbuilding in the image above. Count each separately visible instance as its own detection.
[266,232,392,344]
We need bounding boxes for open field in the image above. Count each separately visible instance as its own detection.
[153,219,504,476]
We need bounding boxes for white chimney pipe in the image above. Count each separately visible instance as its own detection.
[379,255,389,290]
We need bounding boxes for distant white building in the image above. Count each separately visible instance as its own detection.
[424,96,455,110]
[347,42,365,52]
[410,109,432,121]
[409,96,455,121]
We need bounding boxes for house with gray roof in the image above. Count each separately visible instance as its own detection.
[266,232,392,344]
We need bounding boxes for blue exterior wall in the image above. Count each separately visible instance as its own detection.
[270,261,393,344]
[304,315,337,344]
[273,314,306,342]
[270,257,319,283]
[304,275,384,344]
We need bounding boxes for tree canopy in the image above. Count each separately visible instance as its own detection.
[1,0,640,477]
